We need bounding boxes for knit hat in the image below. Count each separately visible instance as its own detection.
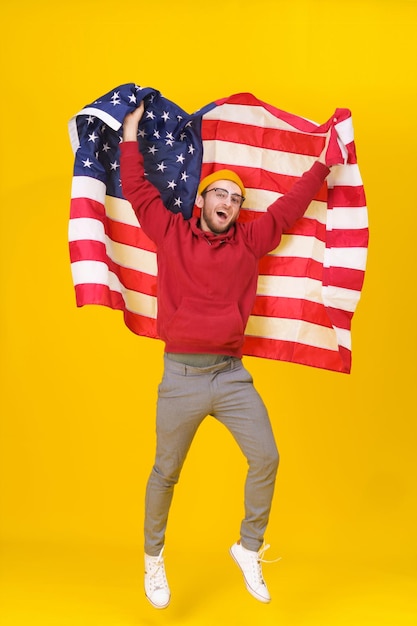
[197,169,246,198]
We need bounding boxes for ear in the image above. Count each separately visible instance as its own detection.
[195,194,204,209]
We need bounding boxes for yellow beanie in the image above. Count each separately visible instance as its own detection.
[197,169,246,198]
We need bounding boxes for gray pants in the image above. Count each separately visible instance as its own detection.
[145,355,279,556]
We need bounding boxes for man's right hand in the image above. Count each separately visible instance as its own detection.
[122,101,145,142]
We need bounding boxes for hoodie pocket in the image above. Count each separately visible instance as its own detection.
[165,297,244,351]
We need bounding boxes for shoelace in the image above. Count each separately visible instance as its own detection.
[147,548,168,591]
[258,543,282,564]
[251,544,281,586]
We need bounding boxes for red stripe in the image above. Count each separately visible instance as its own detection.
[70,197,105,220]
[71,197,157,252]
[258,255,323,280]
[199,161,328,201]
[75,283,125,310]
[327,228,369,248]
[252,296,333,328]
[242,335,350,373]
[75,284,158,339]
[70,240,158,296]
[202,119,324,156]
[123,310,158,339]
[323,267,366,292]
[325,306,354,330]
[328,185,366,208]
[106,219,156,252]
[70,239,107,264]
[212,94,353,137]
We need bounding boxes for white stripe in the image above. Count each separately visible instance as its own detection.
[71,176,106,202]
[203,139,315,176]
[105,195,139,226]
[331,206,368,230]
[256,275,324,303]
[327,163,363,187]
[324,247,367,271]
[73,106,122,131]
[123,289,157,319]
[106,239,157,276]
[335,117,354,146]
[70,261,157,319]
[68,117,80,152]
[242,189,326,221]
[69,217,105,243]
[270,234,325,263]
[335,326,351,350]
[322,285,362,312]
[203,103,302,132]
[71,260,120,290]
[245,315,340,351]
[69,223,157,275]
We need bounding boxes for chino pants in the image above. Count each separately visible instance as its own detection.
[144,355,279,556]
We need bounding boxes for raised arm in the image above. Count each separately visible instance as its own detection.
[244,133,332,258]
[120,102,175,244]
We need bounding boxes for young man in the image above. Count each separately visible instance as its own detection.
[120,102,331,608]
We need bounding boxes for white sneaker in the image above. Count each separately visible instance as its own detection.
[144,547,170,609]
[230,541,278,603]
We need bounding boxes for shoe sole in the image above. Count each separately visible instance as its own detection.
[229,546,271,604]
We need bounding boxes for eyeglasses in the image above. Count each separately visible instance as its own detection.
[203,187,245,207]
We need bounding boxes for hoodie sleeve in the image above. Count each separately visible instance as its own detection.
[244,161,330,258]
[120,141,175,245]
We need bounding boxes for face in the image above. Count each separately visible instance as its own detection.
[196,179,243,235]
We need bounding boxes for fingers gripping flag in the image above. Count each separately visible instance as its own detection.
[68,83,368,373]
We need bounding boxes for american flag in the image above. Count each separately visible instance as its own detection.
[68,83,368,373]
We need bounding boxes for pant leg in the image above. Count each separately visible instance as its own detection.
[211,359,279,552]
[144,357,211,556]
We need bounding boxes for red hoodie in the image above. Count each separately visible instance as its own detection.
[120,141,329,358]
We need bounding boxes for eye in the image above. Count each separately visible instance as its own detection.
[216,189,227,199]
[231,195,241,206]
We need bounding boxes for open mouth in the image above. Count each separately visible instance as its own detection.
[216,210,228,221]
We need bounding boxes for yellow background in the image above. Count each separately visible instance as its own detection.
[1,0,416,624]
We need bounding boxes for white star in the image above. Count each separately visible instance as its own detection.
[185,121,193,128]
[86,115,95,125]
[180,171,189,182]
[129,94,137,103]
[167,180,177,189]
[162,111,170,122]
[146,110,155,120]
[138,129,146,138]
[148,145,158,155]
[165,139,174,147]
[82,158,93,168]
[88,131,99,143]
[110,161,120,170]
[174,197,183,207]
[177,115,183,121]
[153,130,160,139]
[102,143,111,152]
[166,132,174,140]
[176,154,185,164]
[188,144,195,154]
[157,162,167,173]
[180,133,187,141]
[110,91,121,105]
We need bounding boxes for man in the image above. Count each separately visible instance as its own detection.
[120,102,331,608]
